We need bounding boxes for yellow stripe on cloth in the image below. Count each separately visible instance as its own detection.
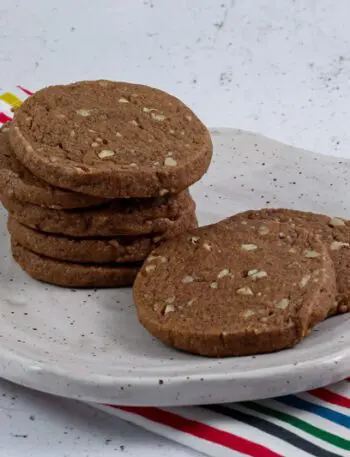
[0,92,23,108]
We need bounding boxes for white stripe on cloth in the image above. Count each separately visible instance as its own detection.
[90,404,245,457]
[166,405,300,457]
[326,382,350,398]
[233,403,347,457]
[302,392,349,416]
[259,399,347,438]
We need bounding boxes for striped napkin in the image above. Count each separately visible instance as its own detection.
[91,382,349,457]
[1,86,349,457]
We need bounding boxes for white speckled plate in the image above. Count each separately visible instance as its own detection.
[0,129,349,406]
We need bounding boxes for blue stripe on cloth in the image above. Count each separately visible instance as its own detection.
[276,396,350,429]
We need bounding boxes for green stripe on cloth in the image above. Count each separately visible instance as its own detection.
[242,402,349,451]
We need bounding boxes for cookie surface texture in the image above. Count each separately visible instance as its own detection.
[0,124,105,209]
[2,191,194,237]
[11,241,139,288]
[10,81,212,198]
[133,220,336,357]
[227,208,350,315]
[8,211,198,264]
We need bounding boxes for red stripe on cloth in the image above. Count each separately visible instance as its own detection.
[17,85,32,95]
[0,113,11,123]
[310,388,350,408]
[112,406,282,457]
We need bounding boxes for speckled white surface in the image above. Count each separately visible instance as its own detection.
[1,1,350,456]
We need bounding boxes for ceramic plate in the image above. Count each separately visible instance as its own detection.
[0,129,349,406]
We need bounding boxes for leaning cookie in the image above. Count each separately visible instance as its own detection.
[8,211,198,264]
[1,191,195,237]
[10,81,212,198]
[226,208,350,315]
[134,219,336,357]
[0,124,106,209]
[11,241,139,288]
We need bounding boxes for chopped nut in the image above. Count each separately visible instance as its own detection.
[185,115,192,121]
[217,268,230,278]
[159,189,169,196]
[247,269,268,280]
[129,163,138,167]
[164,304,175,315]
[143,107,156,112]
[203,242,212,251]
[182,275,194,284]
[91,142,99,147]
[289,247,297,253]
[180,130,185,136]
[241,244,258,251]
[98,149,115,159]
[147,255,167,263]
[236,287,254,296]
[129,120,139,126]
[70,130,76,137]
[118,97,129,103]
[300,275,311,288]
[279,232,285,238]
[165,296,175,304]
[186,299,195,306]
[276,298,290,309]
[74,166,90,174]
[116,132,123,137]
[151,112,166,121]
[55,113,66,119]
[96,137,103,143]
[169,129,175,134]
[167,151,173,156]
[190,236,200,245]
[164,157,177,167]
[76,108,92,116]
[258,225,270,235]
[304,250,320,258]
[338,303,349,313]
[243,309,255,318]
[145,264,156,273]
[330,240,350,251]
[329,217,345,227]
[210,281,218,289]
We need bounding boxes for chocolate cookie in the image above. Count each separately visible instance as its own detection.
[134,220,336,357]
[1,191,195,237]
[10,81,212,198]
[11,241,139,288]
[0,124,105,209]
[226,208,350,315]
[8,211,198,264]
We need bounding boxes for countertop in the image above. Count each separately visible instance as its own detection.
[1,1,350,456]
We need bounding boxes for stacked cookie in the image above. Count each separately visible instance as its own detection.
[134,208,349,357]
[0,80,212,287]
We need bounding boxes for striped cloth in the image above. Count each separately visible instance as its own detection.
[92,382,349,457]
[1,85,349,457]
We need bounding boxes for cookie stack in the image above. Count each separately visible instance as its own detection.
[0,81,213,288]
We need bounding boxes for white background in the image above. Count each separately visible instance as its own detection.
[0,0,349,456]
